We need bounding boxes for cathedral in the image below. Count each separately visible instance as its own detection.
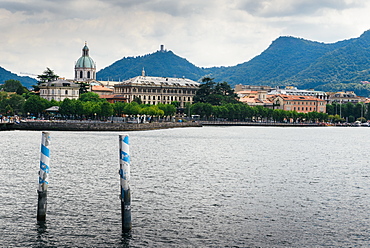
[74,42,96,81]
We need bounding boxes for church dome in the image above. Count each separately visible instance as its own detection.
[75,43,96,69]
[75,56,95,68]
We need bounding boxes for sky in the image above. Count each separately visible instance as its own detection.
[1,0,370,80]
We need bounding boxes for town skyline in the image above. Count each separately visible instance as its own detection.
[1,0,370,79]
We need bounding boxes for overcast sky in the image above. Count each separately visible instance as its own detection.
[1,0,370,80]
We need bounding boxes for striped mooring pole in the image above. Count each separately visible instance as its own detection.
[37,132,50,222]
[119,135,132,231]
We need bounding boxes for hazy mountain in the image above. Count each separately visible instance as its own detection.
[0,66,37,88]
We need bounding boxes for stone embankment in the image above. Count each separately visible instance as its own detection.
[201,121,321,127]
[2,121,202,131]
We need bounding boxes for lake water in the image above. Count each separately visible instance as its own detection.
[1,126,369,247]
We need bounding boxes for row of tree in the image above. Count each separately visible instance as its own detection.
[1,76,369,123]
[326,102,370,123]
[0,91,177,119]
[190,102,329,122]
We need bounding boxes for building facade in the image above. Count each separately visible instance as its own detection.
[268,86,329,101]
[328,91,366,104]
[39,79,80,101]
[114,69,199,107]
[269,94,327,113]
[238,90,273,108]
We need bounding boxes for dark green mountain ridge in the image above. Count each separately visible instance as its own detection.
[0,66,37,88]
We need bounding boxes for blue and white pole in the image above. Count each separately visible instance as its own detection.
[37,131,50,222]
[119,135,131,231]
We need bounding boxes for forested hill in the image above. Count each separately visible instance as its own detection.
[208,35,353,87]
[97,50,205,81]
[0,67,37,88]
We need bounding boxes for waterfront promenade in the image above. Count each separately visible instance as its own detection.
[1,119,364,131]
[1,120,202,131]
[201,121,321,127]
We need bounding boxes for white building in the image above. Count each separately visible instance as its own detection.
[268,86,328,101]
[114,69,199,107]
[39,79,80,101]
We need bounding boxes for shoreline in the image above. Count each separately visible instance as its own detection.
[1,120,364,131]
[1,121,202,131]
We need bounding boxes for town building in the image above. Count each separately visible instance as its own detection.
[39,79,80,101]
[238,90,273,108]
[268,86,329,101]
[268,94,327,113]
[113,69,199,107]
[327,91,366,104]
[234,84,274,93]
[99,94,127,103]
[91,85,114,96]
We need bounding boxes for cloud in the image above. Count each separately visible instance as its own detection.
[104,0,211,17]
[237,0,365,17]
[0,0,370,79]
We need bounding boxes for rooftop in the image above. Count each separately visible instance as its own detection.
[119,76,200,87]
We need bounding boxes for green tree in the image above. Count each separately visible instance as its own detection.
[23,95,48,116]
[100,101,114,118]
[59,98,75,118]
[194,77,238,105]
[191,102,213,119]
[124,102,142,115]
[79,92,102,102]
[37,67,59,83]
[113,102,127,116]
[3,80,22,92]
[7,94,25,115]
[74,100,84,118]
[16,85,29,95]
[158,103,176,117]
[132,96,142,104]
[171,101,180,108]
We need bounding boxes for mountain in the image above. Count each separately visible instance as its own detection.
[209,36,352,86]
[95,30,370,97]
[97,49,205,81]
[0,66,37,88]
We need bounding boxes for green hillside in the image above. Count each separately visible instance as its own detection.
[97,50,205,81]
[209,36,351,86]
[0,67,37,88]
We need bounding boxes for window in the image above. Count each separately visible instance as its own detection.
[87,71,90,78]
[65,90,68,95]
[80,71,83,78]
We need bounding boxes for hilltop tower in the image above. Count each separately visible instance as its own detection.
[74,42,96,81]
